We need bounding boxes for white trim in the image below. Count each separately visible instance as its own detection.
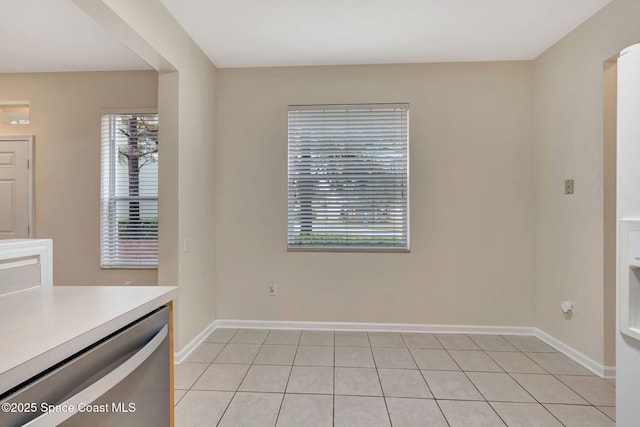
[212,319,533,335]
[176,319,616,378]
[100,108,158,115]
[0,257,38,271]
[288,103,409,111]
[0,239,53,288]
[173,319,218,364]
[533,328,615,378]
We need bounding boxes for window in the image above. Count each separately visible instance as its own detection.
[101,113,158,268]
[288,103,409,251]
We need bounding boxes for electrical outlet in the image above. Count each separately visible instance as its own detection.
[269,282,277,296]
[561,300,576,316]
[183,238,190,253]
[565,179,574,195]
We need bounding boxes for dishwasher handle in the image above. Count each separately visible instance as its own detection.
[23,324,168,427]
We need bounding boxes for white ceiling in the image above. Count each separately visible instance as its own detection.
[0,0,150,73]
[0,0,613,73]
[161,0,612,68]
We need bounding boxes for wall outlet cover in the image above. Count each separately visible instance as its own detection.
[565,179,574,195]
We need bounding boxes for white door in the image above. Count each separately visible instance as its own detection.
[0,136,34,239]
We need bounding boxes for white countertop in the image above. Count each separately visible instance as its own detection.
[0,285,178,393]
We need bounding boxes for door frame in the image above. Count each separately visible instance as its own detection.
[0,135,35,238]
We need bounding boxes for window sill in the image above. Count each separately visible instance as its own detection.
[287,247,410,253]
[100,266,159,270]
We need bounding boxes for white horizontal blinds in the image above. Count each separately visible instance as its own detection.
[100,113,159,268]
[288,104,409,251]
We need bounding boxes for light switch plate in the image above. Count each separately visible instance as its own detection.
[565,179,574,195]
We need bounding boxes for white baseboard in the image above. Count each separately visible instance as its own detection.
[213,319,534,335]
[174,320,217,364]
[533,328,616,378]
[176,319,616,378]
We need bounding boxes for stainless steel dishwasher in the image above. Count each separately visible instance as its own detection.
[0,306,170,427]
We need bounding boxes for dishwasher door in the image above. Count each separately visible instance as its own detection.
[0,306,170,427]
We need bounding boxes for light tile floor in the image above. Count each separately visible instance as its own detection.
[175,329,616,426]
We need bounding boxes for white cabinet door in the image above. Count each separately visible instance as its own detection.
[0,136,34,239]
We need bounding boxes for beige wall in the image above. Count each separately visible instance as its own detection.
[532,0,640,364]
[33,0,637,363]
[0,71,158,286]
[215,63,535,325]
[76,0,219,349]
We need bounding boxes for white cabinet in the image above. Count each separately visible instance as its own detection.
[0,239,52,295]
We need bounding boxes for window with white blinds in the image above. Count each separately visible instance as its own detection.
[288,104,409,251]
[100,113,159,268]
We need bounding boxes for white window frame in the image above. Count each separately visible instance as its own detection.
[287,103,410,252]
[100,110,158,269]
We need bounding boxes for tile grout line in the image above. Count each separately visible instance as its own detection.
[495,336,570,425]
[478,344,548,407]
[420,334,460,426]
[214,329,263,427]
[331,331,340,427]
[180,329,240,426]
[187,389,609,402]
[179,329,238,394]
[496,336,579,426]
[368,331,394,427]
[550,371,616,410]
[594,406,616,422]
[403,333,451,427]
[434,333,511,426]
[272,329,302,427]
